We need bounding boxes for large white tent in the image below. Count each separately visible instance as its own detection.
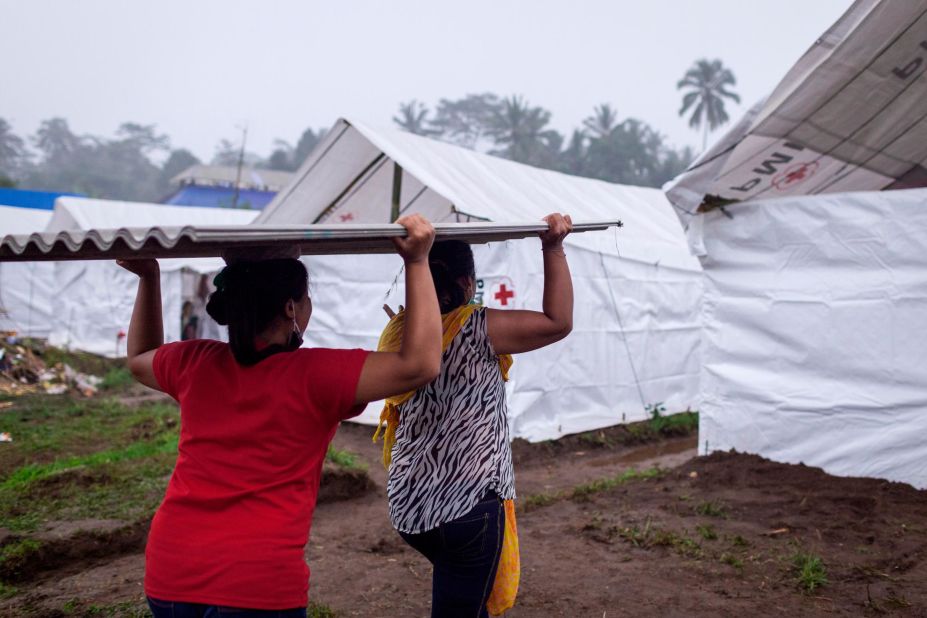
[259,119,702,441]
[44,198,257,356]
[666,0,927,488]
[667,0,927,224]
[0,206,55,337]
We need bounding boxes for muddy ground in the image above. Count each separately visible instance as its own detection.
[4,420,927,617]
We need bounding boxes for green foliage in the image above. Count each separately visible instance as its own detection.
[696,524,717,541]
[571,466,664,500]
[391,95,695,188]
[720,552,744,570]
[791,549,827,593]
[615,518,702,558]
[0,538,42,580]
[100,367,134,391]
[0,396,179,531]
[325,445,366,471]
[2,434,177,490]
[307,601,339,618]
[694,500,727,518]
[677,58,741,148]
[522,467,663,512]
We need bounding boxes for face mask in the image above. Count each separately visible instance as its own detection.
[288,317,304,350]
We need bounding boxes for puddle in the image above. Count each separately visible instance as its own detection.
[586,435,698,469]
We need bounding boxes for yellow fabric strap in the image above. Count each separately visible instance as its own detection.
[487,499,519,616]
[372,304,511,467]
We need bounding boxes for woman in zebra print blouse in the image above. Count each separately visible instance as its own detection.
[385,213,574,618]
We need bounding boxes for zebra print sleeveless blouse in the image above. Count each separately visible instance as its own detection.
[387,307,516,534]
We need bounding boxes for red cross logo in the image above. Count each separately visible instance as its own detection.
[494,284,515,306]
[339,213,355,222]
[773,161,819,191]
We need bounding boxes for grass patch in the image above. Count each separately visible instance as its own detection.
[522,492,559,511]
[647,404,698,437]
[0,396,178,463]
[326,445,366,471]
[0,538,42,580]
[791,549,827,593]
[696,524,717,541]
[522,467,664,512]
[731,534,749,548]
[58,599,150,617]
[0,394,180,532]
[614,518,702,559]
[2,434,178,490]
[308,600,339,618]
[720,552,744,570]
[100,367,134,391]
[571,467,664,500]
[0,581,17,599]
[694,500,727,518]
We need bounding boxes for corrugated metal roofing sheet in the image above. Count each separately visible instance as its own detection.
[0,221,620,262]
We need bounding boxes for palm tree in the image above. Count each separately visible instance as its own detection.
[582,104,619,139]
[485,96,558,165]
[392,100,439,137]
[677,59,741,150]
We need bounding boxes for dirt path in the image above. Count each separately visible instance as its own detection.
[4,421,927,617]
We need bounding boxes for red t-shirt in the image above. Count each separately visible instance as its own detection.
[145,340,369,609]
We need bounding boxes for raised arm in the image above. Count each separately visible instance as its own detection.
[486,213,573,355]
[117,258,164,390]
[353,215,442,405]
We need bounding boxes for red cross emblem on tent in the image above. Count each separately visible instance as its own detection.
[773,161,819,191]
[490,278,516,307]
[339,212,355,222]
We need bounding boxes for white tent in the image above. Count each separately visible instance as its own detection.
[693,188,927,489]
[665,0,927,488]
[259,119,702,441]
[0,206,55,337]
[44,197,257,356]
[666,0,927,225]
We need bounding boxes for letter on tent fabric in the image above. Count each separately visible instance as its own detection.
[752,152,794,176]
[730,178,762,193]
[892,57,923,81]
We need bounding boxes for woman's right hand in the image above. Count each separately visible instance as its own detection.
[392,214,435,263]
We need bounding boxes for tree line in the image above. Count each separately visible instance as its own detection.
[0,58,739,202]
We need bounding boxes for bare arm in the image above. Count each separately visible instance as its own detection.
[487,213,573,355]
[354,215,442,405]
[117,259,164,390]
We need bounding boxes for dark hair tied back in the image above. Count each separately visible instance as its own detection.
[428,240,475,313]
[206,259,308,366]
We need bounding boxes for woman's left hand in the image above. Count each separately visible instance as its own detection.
[540,213,573,249]
[117,258,160,278]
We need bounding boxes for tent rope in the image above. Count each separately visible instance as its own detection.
[599,232,648,413]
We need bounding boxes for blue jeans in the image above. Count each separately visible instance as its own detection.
[147,597,306,618]
[398,492,505,618]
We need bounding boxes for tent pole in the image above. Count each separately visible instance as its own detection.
[390,163,403,222]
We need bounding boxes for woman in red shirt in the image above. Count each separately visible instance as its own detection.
[119,215,442,617]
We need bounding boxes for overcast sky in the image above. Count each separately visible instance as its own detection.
[3,0,853,162]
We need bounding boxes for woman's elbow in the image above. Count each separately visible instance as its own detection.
[550,319,573,343]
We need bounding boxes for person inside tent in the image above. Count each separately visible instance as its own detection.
[375,213,574,617]
[118,214,442,617]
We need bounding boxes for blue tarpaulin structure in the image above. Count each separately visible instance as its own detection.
[0,188,83,211]
[162,185,274,210]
